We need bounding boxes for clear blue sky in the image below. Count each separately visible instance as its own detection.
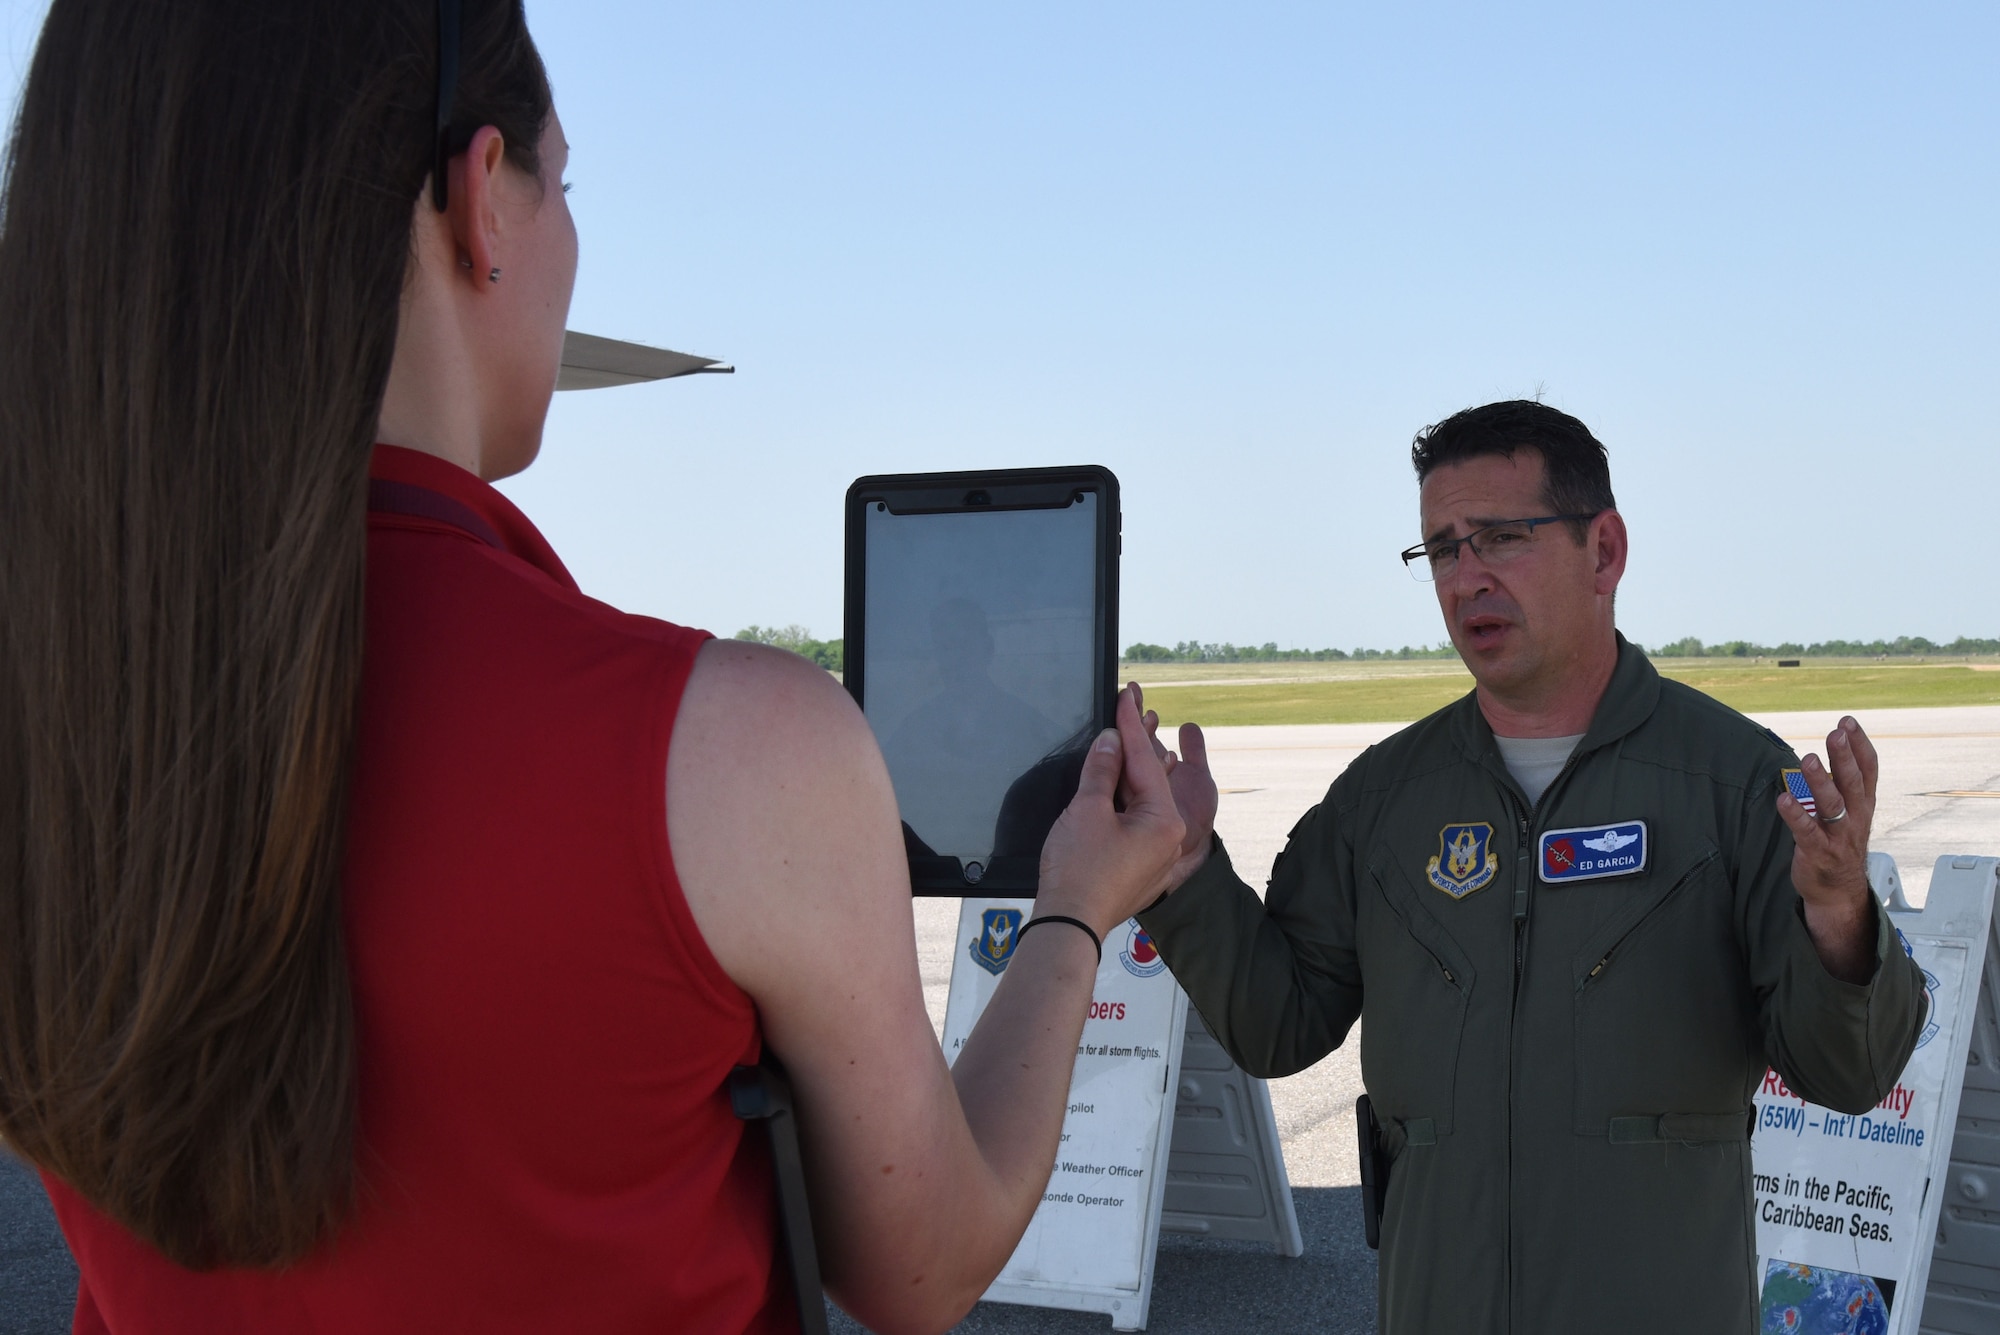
[5,2,1995,651]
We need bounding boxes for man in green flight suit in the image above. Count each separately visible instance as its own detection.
[1127,400,1927,1334]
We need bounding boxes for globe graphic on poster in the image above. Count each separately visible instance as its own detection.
[1759,1262,1890,1335]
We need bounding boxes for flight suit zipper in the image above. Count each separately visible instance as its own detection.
[1505,804,1530,1335]
[1504,746,1587,1335]
[1511,744,1585,986]
[1513,813,1532,988]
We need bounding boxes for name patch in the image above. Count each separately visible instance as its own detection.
[1539,820,1648,884]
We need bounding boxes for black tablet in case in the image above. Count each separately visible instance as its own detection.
[844,467,1120,896]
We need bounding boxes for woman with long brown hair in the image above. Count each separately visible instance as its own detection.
[0,2,1189,1330]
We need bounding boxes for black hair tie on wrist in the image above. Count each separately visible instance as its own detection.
[1017,914,1102,964]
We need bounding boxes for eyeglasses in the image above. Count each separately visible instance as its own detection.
[432,0,462,212]
[1399,514,1598,582]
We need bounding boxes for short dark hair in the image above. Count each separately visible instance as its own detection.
[1411,401,1617,539]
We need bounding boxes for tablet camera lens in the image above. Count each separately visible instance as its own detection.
[964,861,985,885]
[965,490,991,506]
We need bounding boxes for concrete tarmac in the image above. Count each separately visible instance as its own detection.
[5,705,1997,1334]
[825,1188,1377,1335]
[0,1152,78,1335]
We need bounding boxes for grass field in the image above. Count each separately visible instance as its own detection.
[1131,658,2000,728]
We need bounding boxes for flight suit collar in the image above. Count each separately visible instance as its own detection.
[1449,632,1661,782]
[1579,633,1662,751]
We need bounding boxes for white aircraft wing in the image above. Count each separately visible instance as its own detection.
[557,331,734,390]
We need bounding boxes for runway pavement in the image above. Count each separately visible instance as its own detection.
[5,705,1997,1334]
[0,1151,77,1335]
[825,1188,1377,1335]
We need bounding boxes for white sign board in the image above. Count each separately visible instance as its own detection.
[941,899,1189,1331]
[1752,855,1999,1334]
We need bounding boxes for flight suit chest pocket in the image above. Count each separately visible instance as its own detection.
[1360,858,1475,1136]
[1570,842,1755,1134]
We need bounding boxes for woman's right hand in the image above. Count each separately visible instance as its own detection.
[1034,685,1188,938]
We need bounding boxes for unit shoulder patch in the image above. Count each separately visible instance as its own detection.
[1425,822,1498,899]
[1539,820,1648,884]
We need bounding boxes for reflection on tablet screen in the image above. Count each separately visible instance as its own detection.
[865,496,1097,871]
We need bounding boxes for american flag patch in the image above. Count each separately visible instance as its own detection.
[1781,768,1818,816]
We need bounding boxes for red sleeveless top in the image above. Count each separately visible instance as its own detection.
[44,446,794,1334]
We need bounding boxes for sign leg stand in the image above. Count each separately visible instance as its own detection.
[1162,1008,1304,1257]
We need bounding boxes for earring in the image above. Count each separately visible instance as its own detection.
[458,257,473,269]
[489,268,502,284]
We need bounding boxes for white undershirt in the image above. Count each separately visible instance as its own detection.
[1493,733,1585,807]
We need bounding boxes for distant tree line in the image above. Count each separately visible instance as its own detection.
[1123,640,1459,663]
[1646,635,2000,659]
[733,625,1997,674]
[734,625,844,673]
[1124,634,2000,664]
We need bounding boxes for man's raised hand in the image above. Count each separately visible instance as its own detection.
[1122,683,1219,897]
[1776,714,1881,984]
